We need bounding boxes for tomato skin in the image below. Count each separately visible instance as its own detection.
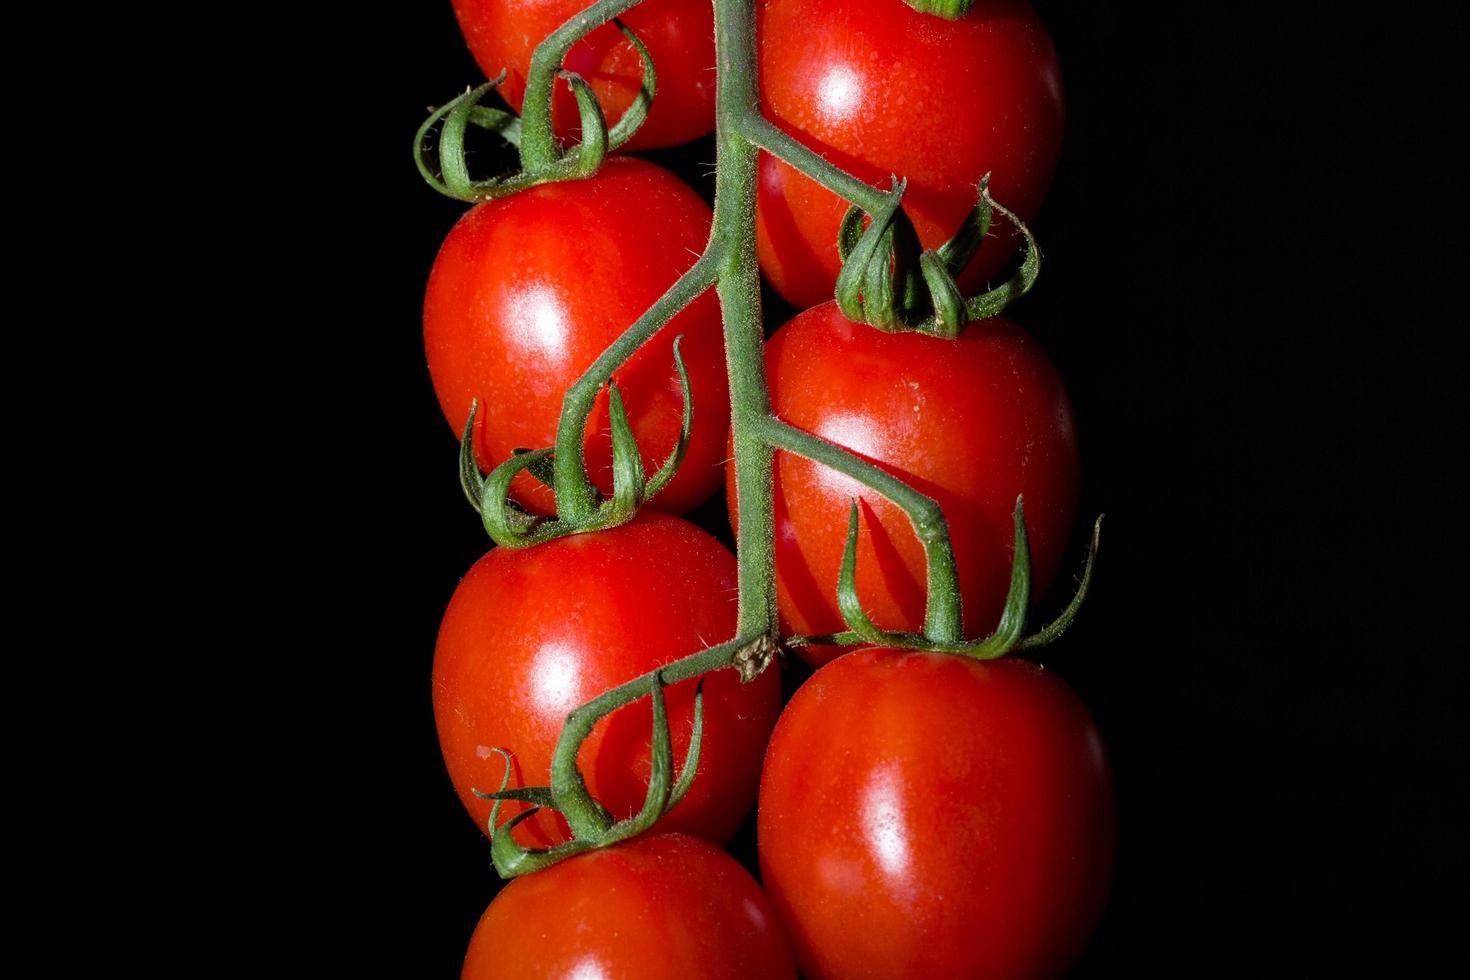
[727,304,1078,666]
[756,0,1065,308]
[432,514,781,847]
[463,833,796,979]
[759,650,1114,979]
[424,157,728,515]
[451,0,715,151]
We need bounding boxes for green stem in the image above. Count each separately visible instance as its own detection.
[549,634,762,839]
[520,0,649,171]
[551,250,722,520]
[739,114,889,213]
[712,0,778,637]
[758,417,964,643]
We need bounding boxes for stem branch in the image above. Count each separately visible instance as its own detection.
[552,247,723,519]
[738,114,889,213]
[758,416,964,643]
[521,0,651,170]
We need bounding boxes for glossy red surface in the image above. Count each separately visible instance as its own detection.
[432,515,781,846]
[759,650,1114,979]
[729,304,1079,666]
[756,0,1065,308]
[452,0,715,151]
[424,157,728,515]
[462,833,796,979]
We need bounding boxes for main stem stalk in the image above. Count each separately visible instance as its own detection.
[711,0,777,638]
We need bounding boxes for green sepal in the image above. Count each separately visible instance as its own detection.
[512,447,558,489]
[919,250,968,339]
[413,82,537,203]
[413,80,499,200]
[952,496,1032,659]
[889,209,928,320]
[936,173,993,276]
[667,680,704,811]
[469,106,522,147]
[490,808,600,878]
[1017,514,1103,652]
[642,337,693,501]
[834,177,928,330]
[903,0,975,19]
[786,630,873,647]
[837,205,865,262]
[602,675,674,845]
[834,177,908,325]
[481,746,516,838]
[835,501,929,647]
[960,183,1040,322]
[414,61,627,204]
[558,70,609,178]
[459,402,487,515]
[605,380,647,522]
[480,448,552,546]
[473,785,558,808]
[809,496,1103,663]
[606,20,657,150]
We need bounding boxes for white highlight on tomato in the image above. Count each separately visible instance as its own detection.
[817,65,863,123]
[531,641,583,717]
[862,765,911,878]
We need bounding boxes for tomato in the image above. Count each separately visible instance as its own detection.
[451,0,715,151]
[424,157,728,515]
[756,0,1065,308]
[433,514,781,847]
[727,303,1078,665]
[462,833,796,979]
[759,650,1113,978]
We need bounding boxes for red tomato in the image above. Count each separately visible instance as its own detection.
[728,303,1078,665]
[433,514,781,848]
[462,833,796,979]
[424,157,728,515]
[759,650,1114,979]
[451,0,715,151]
[756,0,1065,308]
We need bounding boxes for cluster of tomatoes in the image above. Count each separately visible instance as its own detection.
[423,1,1112,976]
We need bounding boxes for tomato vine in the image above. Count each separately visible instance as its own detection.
[417,0,1099,879]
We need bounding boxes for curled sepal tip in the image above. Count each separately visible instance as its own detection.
[954,496,1033,660]
[835,500,935,649]
[956,178,1041,325]
[605,379,647,522]
[557,70,609,179]
[415,77,538,202]
[601,674,677,846]
[1017,514,1103,652]
[935,172,992,277]
[490,807,599,878]
[606,20,657,150]
[667,680,704,810]
[642,337,693,502]
[479,448,554,546]
[459,402,486,514]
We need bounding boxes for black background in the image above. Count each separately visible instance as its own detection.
[288,2,1468,975]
